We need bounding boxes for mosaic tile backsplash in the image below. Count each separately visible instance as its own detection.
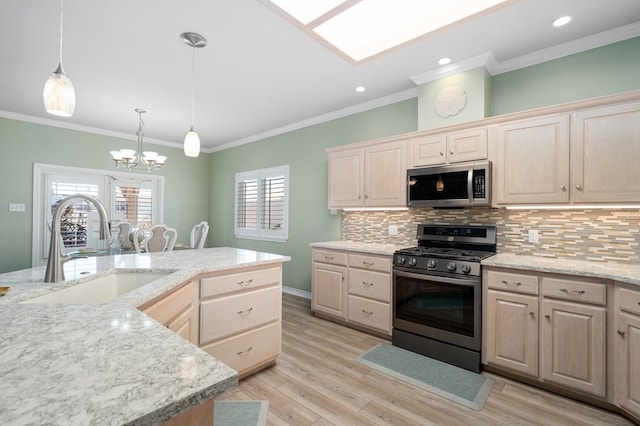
[342,208,640,264]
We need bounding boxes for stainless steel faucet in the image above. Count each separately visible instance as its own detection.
[44,194,110,283]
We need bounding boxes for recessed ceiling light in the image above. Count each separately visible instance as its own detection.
[438,57,452,65]
[267,0,511,63]
[552,15,572,27]
[355,86,366,93]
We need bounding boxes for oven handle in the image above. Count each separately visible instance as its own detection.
[393,269,479,287]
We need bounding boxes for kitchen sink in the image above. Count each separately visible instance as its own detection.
[21,272,170,304]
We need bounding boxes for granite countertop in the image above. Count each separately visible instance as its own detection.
[482,253,640,286]
[0,247,290,425]
[310,240,406,256]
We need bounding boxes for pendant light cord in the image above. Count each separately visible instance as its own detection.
[190,46,196,129]
[58,0,65,64]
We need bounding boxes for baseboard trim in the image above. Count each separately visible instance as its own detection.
[282,286,311,299]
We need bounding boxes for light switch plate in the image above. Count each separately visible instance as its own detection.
[528,229,539,243]
[9,203,26,212]
[388,225,398,236]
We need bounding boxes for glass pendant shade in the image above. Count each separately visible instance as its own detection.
[184,127,201,157]
[43,63,76,117]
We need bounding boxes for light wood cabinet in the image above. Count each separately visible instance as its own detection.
[494,100,640,205]
[312,248,392,336]
[328,140,406,208]
[408,126,488,168]
[484,268,608,398]
[571,101,640,203]
[312,249,348,319]
[541,298,606,397]
[493,115,570,204]
[615,284,640,420]
[199,265,282,378]
[140,280,198,345]
[484,270,539,377]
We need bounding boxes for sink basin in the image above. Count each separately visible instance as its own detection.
[22,272,170,304]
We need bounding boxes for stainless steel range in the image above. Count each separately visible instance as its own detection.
[392,224,497,373]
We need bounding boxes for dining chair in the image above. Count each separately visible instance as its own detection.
[117,222,136,250]
[190,221,209,249]
[133,224,177,253]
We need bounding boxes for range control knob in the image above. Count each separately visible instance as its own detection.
[396,256,406,265]
[447,262,457,272]
[461,264,471,274]
[426,259,436,269]
[408,258,417,267]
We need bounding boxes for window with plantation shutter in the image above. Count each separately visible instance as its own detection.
[33,163,164,266]
[235,165,289,242]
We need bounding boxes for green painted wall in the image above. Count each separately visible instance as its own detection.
[0,118,210,274]
[209,100,419,292]
[491,37,640,115]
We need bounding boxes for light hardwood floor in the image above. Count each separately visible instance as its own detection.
[216,293,634,425]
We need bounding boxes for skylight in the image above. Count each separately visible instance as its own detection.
[265,0,512,63]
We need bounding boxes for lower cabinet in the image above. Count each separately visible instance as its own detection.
[140,280,198,345]
[199,265,282,379]
[312,248,392,336]
[483,268,608,399]
[615,284,640,420]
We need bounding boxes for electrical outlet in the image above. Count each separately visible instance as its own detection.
[9,203,25,212]
[388,225,398,236]
[528,229,539,243]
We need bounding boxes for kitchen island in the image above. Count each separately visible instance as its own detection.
[0,247,290,425]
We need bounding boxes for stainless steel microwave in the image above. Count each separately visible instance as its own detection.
[407,161,491,207]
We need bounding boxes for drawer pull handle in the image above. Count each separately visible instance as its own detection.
[501,280,522,287]
[618,330,626,337]
[362,281,374,287]
[560,288,585,295]
[237,279,254,286]
[361,309,373,316]
[324,256,334,261]
[362,261,374,266]
[236,346,253,356]
[237,307,253,315]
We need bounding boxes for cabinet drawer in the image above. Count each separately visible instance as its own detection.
[347,295,391,334]
[486,270,539,295]
[201,322,280,377]
[542,277,606,305]
[200,266,281,299]
[617,287,640,315]
[313,249,348,266]
[349,253,391,273]
[199,285,280,345]
[142,281,195,325]
[348,269,391,302]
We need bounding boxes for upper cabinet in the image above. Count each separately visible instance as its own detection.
[493,114,570,204]
[571,101,640,203]
[408,126,488,168]
[328,139,406,209]
[493,98,640,206]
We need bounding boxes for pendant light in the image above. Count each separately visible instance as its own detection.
[181,32,207,157]
[44,0,76,117]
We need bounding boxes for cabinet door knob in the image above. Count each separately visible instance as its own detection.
[440,152,444,156]
[560,185,567,191]
[449,150,454,155]
[529,311,535,317]
[618,330,626,337]
[545,314,551,320]
[575,184,583,190]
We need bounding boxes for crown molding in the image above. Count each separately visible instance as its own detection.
[0,109,182,150]
[210,87,419,152]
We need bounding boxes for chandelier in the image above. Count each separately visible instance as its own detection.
[110,109,166,172]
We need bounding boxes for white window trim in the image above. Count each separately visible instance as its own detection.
[234,165,289,243]
[32,163,165,266]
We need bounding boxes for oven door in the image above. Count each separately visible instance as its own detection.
[393,268,481,351]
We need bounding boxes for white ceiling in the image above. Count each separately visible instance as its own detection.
[1,0,639,153]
